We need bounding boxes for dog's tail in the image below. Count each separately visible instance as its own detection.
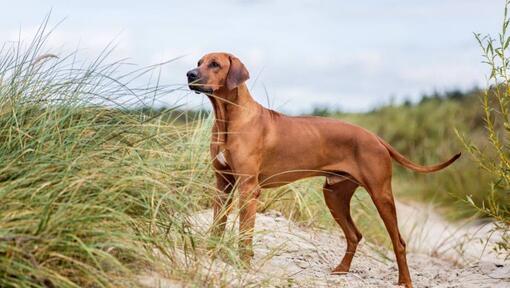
[377,137,461,173]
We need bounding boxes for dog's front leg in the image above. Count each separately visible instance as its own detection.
[237,175,260,264]
[211,171,235,239]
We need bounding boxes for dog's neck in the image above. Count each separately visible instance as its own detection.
[208,83,259,145]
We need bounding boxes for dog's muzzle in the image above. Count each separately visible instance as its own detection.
[187,69,199,82]
[187,69,204,94]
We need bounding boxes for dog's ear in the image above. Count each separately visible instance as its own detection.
[226,55,250,90]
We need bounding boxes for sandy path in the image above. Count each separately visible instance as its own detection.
[396,201,506,265]
[140,206,509,288]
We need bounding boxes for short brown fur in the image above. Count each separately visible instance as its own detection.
[187,52,460,288]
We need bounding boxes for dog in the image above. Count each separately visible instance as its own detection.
[187,52,460,288]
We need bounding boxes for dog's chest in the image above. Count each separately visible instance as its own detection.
[216,150,228,166]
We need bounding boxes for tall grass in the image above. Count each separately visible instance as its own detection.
[0,22,235,287]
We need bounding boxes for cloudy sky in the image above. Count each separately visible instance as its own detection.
[1,0,504,113]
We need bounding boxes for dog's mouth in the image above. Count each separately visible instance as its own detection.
[188,82,213,94]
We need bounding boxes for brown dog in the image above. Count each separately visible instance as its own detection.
[187,52,460,288]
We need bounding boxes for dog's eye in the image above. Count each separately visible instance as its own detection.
[197,60,203,67]
[209,61,220,68]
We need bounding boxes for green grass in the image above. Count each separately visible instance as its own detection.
[0,25,232,287]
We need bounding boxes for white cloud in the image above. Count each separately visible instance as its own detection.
[0,0,503,112]
[5,25,133,60]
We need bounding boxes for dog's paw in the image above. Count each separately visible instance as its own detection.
[331,265,349,275]
[398,281,413,288]
[238,248,254,268]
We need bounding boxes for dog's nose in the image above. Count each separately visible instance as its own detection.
[187,69,199,81]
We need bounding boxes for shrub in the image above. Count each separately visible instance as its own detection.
[459,0,510,259]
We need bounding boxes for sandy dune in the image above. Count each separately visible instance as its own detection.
[140,206,509,288]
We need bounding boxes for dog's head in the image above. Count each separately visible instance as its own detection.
[187,52,249,94]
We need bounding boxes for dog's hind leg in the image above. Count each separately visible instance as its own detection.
[323,179,362,274]
[366,179,413,288]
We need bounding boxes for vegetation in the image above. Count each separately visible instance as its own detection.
[0,25,237,287]
[459,0,510,258]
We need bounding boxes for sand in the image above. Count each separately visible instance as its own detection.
[139,204,509,288]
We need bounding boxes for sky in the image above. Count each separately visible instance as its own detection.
[1,0,505,113]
